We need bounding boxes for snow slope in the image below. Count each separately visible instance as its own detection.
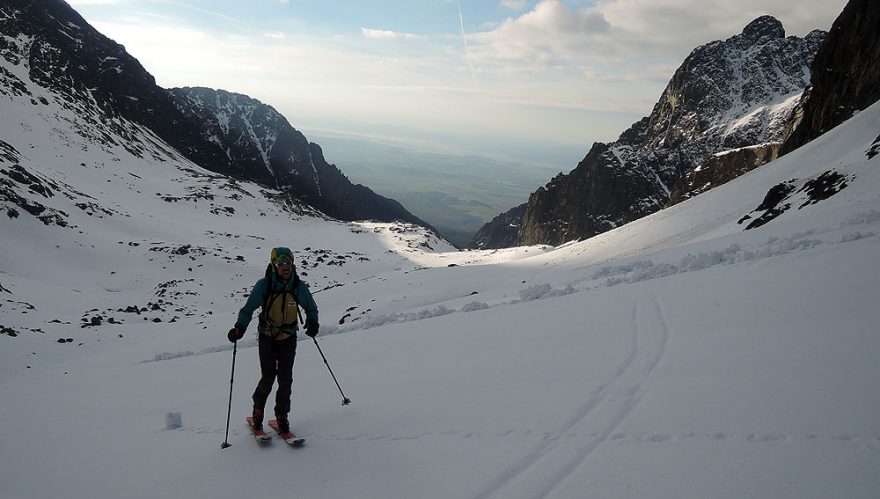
[2,84,880,498]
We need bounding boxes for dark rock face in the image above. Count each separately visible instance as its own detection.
[168,87,315,191]
[668,143,780,206]
[472,16,825,249]
[781,0,880,153]
[470,203,526,250]
[0,0,428,227]
[737,169,851,230]
[518,142,651,246]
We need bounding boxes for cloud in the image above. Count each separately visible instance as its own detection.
[467,0,844,71]
[361,28,423,40]
[500,0,526,9]
[264,32,285,40]
[441,0,847,134]
[469,0,611,67]
[501,0,610,35]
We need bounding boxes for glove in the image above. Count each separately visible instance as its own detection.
[227,327,244,343]
[305,319,319,338]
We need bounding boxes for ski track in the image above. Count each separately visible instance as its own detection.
[471,292,670,499]
[179,425,879,454]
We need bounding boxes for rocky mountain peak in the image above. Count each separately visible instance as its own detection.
[471,17,825,249]
[739,15,785,47]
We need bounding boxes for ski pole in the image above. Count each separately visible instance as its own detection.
[221,340,238,449]
[312,337,351,406]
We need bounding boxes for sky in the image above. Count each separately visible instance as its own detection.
[68,0,848,159]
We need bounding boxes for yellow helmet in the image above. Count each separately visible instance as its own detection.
[270,247,294,266]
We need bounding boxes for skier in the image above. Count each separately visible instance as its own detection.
[227,247,319,436]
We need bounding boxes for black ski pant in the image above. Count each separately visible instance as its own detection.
[252,335,297,417]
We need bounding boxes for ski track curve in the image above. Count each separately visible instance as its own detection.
[471,292,671,499]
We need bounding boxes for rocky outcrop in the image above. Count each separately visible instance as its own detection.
[781,0,880,154]
[668,143,780,206]
[470,203,526,250]
[472,16,825,249]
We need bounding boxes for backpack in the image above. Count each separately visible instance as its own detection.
[259,264,304,338]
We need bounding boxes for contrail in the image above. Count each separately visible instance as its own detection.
[456,0,476,79]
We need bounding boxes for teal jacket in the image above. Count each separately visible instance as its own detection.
[235,273,318,336]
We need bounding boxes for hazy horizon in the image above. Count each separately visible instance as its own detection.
[304,128,576,246]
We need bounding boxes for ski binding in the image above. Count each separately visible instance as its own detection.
[268,419,305,446]
[247,416,272,443]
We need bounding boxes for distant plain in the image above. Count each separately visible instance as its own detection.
[307,130,584,246]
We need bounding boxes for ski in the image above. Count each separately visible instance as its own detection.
[268,419,305,446]
[247,416,272,444]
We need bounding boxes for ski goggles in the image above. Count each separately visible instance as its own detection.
[275,259,294,269]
